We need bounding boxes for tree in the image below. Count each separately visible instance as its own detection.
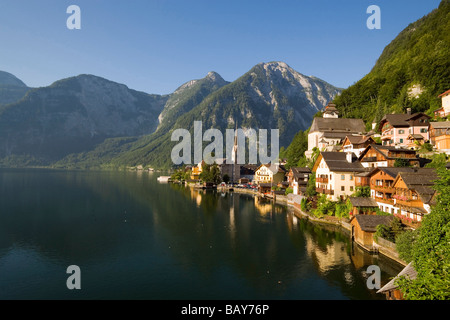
[396,229,418,263]
[396,167,450,299]
[199,163,222,184]
[394,158,411,167]
[352,186,370,197]
[306,172,317,197]
[222,174,230,184]
[425,153,447,169]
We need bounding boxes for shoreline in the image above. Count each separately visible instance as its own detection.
[230,187,408,267]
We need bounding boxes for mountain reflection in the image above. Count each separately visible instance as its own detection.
[0,169,404,299]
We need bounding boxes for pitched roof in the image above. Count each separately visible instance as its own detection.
[438,89,450,97]
[370,167,421,179]
[430,121,450,129]
[320,152,366,172]
[377,262,417,294]
[354,215,394,232]
[289,167,311,178]
[310,117,366,134]
[395,169,439,204]
[344,135,374,145]
[258,164,286,174]
[359,144,417,162]
[380,113,430,129]
[349,197,378,208]
[408,134,424,140]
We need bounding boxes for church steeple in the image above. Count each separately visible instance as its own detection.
[232,120,238,164]
[323,101,339,118]
[231,119,240,183]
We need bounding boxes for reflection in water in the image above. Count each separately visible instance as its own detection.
[0,169,404,299]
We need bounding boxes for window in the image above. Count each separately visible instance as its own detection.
[341,186,345,191]
[421,128,427,133]
[349,175,353,181]
[399,139,404,143]
[399,130,405,134]
[341,175,345,180]
[350,186,354,192]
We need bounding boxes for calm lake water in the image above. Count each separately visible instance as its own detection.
[0,169,404,300]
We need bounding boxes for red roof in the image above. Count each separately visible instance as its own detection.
[439,89,450,97]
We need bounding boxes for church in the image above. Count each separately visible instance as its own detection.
[305,102,366,159]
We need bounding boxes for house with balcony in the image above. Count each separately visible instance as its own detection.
[392,168,438,223]
[368,167,424,215]
[342,135,376,158]
[286,167,311,195]
[379,110,430,148]
[433,89,450,119]
[358,144,419,168]
[312,152,367,201]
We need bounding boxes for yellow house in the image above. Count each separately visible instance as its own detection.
[190,160,205,180]
[254,164,286,184]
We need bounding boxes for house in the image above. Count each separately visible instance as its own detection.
[258,183,272,194]
[369,167,422,215]
[350,215,394,251]
[429,121,450,152]
[312,152,367,201]
[433,89,450,119]
[354,170,371,189]
[348,197,379,216]
[190,160,205,180]
[392,168,438,222]
[306,103,366,159]
[406,134,425,149]
[379,110,430,148]
[377,262,417,300]
[254,164,286,185]
[342,135,376,158]
[286,167,311,195]
[358,144,419,168]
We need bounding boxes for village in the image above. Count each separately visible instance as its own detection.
[167,88,450,300]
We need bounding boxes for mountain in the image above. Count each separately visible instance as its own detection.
[0,62,340,168]
[0,71,31,105]
[64,62,341,169]
[156,71,229,134]
[54,71,231,169]
[0,74,168,164]
[177,62,340,144]
[334,0,450,124]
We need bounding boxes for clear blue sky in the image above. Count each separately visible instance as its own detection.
[0,0,442,94]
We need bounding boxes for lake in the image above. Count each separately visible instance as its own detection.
[0,169,404,300]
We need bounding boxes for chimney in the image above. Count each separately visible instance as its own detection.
[407,108,412,115]
[346,152,353,163]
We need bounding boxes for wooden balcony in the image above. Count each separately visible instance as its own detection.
[316,187,334,195]
[371,185,395,194]
[395,199,423,208]
[316,177,329,183]
[374,197,394,205]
